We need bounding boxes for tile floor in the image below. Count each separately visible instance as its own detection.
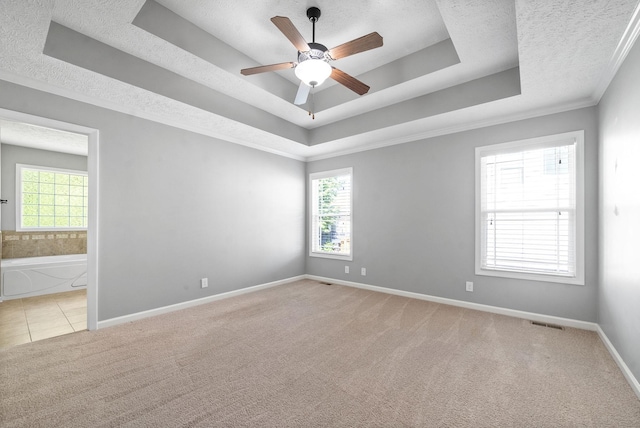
[0,289,86,349]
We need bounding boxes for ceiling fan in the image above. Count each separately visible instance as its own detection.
[240,7,383,109]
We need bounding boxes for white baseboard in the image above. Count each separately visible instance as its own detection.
[96,275,305,329]
[596,325,640,400]
[305,275,598,331]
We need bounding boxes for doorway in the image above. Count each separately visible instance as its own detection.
[0,109,98,349]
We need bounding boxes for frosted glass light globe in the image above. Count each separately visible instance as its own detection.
[295,59,332,87]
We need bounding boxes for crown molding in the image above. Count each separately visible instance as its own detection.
[592,1,640,101]
[305,98,597,162]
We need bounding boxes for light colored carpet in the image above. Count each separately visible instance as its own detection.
[1,279,639,427]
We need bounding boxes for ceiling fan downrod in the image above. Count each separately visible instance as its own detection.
[307,7,321,43]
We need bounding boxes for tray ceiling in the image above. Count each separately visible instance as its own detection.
[0,0,638,160]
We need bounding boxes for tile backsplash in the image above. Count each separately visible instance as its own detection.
[1,230,87,259]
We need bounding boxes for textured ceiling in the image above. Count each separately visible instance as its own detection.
[0,120,88,156]
[159,0,452,86]
[0,0,639,160]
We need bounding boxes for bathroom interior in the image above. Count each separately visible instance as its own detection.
[0,118,88,349]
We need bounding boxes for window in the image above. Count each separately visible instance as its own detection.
[17,164,88,231]
[309,168,352,260]
[475,131,584,285]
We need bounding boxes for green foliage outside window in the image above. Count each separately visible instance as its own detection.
[313,171,351,256]
[318,177,339,235]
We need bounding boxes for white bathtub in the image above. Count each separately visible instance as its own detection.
[1,254,87,300]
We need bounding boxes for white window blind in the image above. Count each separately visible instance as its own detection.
[309,168,352,260]
[476,131,584,285]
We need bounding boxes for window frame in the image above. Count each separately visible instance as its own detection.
[16,163,89,232]
[474,131,585,285]
[309,167,353,261]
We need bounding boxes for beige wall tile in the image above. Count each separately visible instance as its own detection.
[36,239,57,256]
[0,230,88,258]
[11,240,38,258]
[66,238,85,254]
[2,241,14,258]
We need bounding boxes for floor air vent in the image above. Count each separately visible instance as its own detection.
[530,321,564,330]
[319,282,332,285]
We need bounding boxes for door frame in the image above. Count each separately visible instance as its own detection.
[0,108,99,330]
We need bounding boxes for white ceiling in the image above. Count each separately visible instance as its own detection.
[0,0,639,160]
[0,120,88,156]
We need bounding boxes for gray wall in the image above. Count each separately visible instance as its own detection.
[598,36,640,383]
[307,107,599,322]
[0,144,88,230]
[0,80,306,321]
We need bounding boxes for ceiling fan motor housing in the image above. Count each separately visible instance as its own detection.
[298,42,329,61]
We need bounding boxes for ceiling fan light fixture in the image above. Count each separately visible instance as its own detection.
[295,59,332,87]
[240,7,383,110]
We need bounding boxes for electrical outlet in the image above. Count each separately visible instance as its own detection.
[201,278,209,288]
[345,266,350,274]
[361,268,366,276]
[465,281,473,292]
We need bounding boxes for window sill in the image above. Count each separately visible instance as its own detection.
[309,251,353,261]
[16,228,88,232]
[475,267,584,286]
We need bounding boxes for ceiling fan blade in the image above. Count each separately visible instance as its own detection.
[240,62,295,76]
[271,16,310,52]
[330,68,370,95]
[294,81,311,105]
[328,32,383,60]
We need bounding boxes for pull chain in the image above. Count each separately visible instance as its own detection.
[308,84,316,119]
